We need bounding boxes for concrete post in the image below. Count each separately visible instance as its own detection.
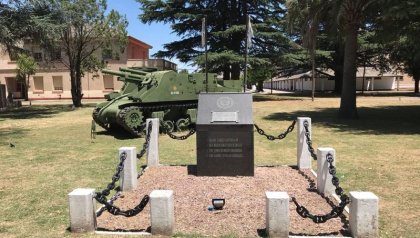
[265,192,289,237]
[317,147,336,195]
[297,117,312,169]
[146,118,159,167]
[150,190,174,236]
[350,192,379,238]
[68,188,96,233]
[119,147,137,192]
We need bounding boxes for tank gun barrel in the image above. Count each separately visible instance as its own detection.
[119,68,148,76]
[102,69,145,80]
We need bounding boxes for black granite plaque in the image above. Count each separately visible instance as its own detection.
[196,93,254,176]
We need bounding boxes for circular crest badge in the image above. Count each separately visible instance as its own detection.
[216,96,234,109]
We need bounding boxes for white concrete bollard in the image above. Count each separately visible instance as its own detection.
[150,190,174,236]
[265,191,289,237]
[350,192,379,238]
[317,147,336,195]
[68,188,96,233]
[297,117,312,169]
[146,118,159,167]
[119,147,137,192]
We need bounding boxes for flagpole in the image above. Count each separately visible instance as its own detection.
[204,17,208,93]
[244,15,249,93]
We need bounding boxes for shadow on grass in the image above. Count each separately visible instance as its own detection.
[253,91,419,101]
[263,105,420,135]
[0,127,29,137]
[0,128,29,147]
[0,105,74,120]
[287,167,351,237]
[96,130,138,140]
[253,91,341,102]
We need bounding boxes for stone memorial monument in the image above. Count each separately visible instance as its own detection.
[196,93,254,176]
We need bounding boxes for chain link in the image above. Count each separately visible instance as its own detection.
[96,194,150,217]
[160,120,196,140]
[137,121,153,159]
[137,166,147,179]
[292,153,350,223]
[254,120,296,141]
[303,120,317,160]
[96,191,121,217]
[94,151,150,217]
[95,152,127,200]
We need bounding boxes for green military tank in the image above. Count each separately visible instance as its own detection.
[92,67,242,136]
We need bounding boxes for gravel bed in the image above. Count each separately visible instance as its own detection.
[97,166,350,237]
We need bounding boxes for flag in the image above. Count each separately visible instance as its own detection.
[201,17,206,48]
[246,15,254,48]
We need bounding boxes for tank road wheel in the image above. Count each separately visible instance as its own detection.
[123,108,145,136]
[176,118,190,131]
[163,120,175,133]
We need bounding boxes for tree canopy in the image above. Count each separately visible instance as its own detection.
[137,0,293,80]
[54,0,128,107]
[16,53,37,101]
[376,0,420,93]
[1,0,128,107]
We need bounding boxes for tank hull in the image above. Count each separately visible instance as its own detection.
[93,69,242,136]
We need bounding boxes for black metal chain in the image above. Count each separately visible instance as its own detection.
[292,153,350,223]
[160,120,196,140]
[96,191,121,217]
[97,194,150,217]
[94,152,150,217]
[254,120,296,141]
[95,152,127,200]
[303,120,317,160]
[137,166,147,179]
[137,121,153,159]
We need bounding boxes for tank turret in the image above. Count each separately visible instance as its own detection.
[93,68,242,136]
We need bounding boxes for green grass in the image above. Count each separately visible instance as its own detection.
[1,95,420,237]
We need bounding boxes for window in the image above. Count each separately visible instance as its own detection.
[50,49,61,61]
[396,76,403,81]
[33,52,42,62]
[33,76,44,92]
[8,50,18,61]
[53,76,63,91]
[374,77,381,80]
[16,81,24,92]
[103,75,114,90]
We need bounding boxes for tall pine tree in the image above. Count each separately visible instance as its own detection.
[137,0,292,80]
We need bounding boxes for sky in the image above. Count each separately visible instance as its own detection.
[107,0,194,71]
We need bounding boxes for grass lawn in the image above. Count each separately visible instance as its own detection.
[0,94,419,237]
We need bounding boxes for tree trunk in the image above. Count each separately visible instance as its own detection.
[70,65,83,107]
[223,66,231,80]
[257,80,263,92]
[339,22,358,119]
[414,74,419,94]
[231,64,240,80]
[23,75,29,101]
[333,42,344,94]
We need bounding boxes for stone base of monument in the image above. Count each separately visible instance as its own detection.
[196,93,254,176]
[96,166,351,237]
[196,125,254,176]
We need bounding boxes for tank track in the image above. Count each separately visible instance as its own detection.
[92,108,109,130]
[117,101,198,136]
